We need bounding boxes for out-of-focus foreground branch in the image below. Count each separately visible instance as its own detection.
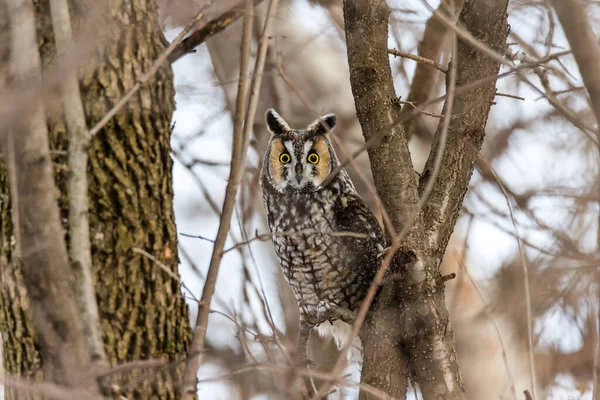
[49,0,108,369]
[344,0,509,399]
[6,0,98,392]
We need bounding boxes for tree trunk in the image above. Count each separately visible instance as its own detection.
[344,0,509,399]
[0,0,191,398]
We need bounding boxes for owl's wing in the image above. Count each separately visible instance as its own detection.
[333,193,385,249]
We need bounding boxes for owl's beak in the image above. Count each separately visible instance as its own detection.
[295,172,303,184]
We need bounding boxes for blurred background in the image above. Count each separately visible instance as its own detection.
[159,0,600,398]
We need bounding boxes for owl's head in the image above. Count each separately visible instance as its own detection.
[263,108,339,194]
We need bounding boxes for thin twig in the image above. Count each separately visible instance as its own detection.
[88,0,216,137]
[132,247,198,303]
[168,0,266,63]
[420,0,599,144]
[495,92,525,101]
[49,0,107,368]
[0,376,103,400]
[388,48,448,73]
[484,158,537,399]
[326,49,574,187]
[418,37,457,219]
[399,0,463,140]
[196,363,397,400]
[181,0,277,397]
[223,228,370,254]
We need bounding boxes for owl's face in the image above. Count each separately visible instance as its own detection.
[263,109,338,194]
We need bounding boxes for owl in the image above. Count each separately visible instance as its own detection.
[259,108,384,363]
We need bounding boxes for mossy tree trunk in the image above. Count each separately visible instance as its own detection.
[0,0,191,398]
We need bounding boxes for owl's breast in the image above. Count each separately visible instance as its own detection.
[265,191,368,316]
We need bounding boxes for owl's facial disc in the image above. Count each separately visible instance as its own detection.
[268,137,332,193]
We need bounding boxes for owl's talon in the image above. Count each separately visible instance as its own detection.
[377,246,391,259]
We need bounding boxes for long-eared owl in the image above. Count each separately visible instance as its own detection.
[259,108,384,352]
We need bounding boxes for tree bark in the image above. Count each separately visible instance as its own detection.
[344,0,509,399]
[0,0,191,398]
[420,0,510,262]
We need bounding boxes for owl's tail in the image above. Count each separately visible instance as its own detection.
[316,320,362,362]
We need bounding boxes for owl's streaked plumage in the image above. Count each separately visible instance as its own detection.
[259,108,384,354]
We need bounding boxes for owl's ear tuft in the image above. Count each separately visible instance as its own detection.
[307,113,337,136]
[266,108,290,135]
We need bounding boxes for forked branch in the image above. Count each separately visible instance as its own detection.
[344,0,510,399]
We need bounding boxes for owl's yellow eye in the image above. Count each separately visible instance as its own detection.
[307,153,319,164]
[279,153,291,164]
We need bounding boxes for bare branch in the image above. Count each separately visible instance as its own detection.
[6,0,97,390]
[344,0,422,239]
[551,0,600,128]
[420,0,510,262]
[400,0,463,140]
[550,3,600,398]
[181,0,281,397]
[485,159,537,399]
[388,48,449,73]
[49,0,108,369]
[168,0,266,64]
[343,1,427,398]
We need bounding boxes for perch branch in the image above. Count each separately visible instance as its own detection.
[342,1,466,399]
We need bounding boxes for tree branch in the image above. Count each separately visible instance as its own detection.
[343,1,430,398]
[49,0,108,370]
[400,0,463,140]
[168,0,266,64]
[344,1,511,399]
[420,0,510,262]
[388,48,449,73]
[6,0,97,391]
[550,0,600,127]
[181,0,279,397]
[343,0,422,239]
